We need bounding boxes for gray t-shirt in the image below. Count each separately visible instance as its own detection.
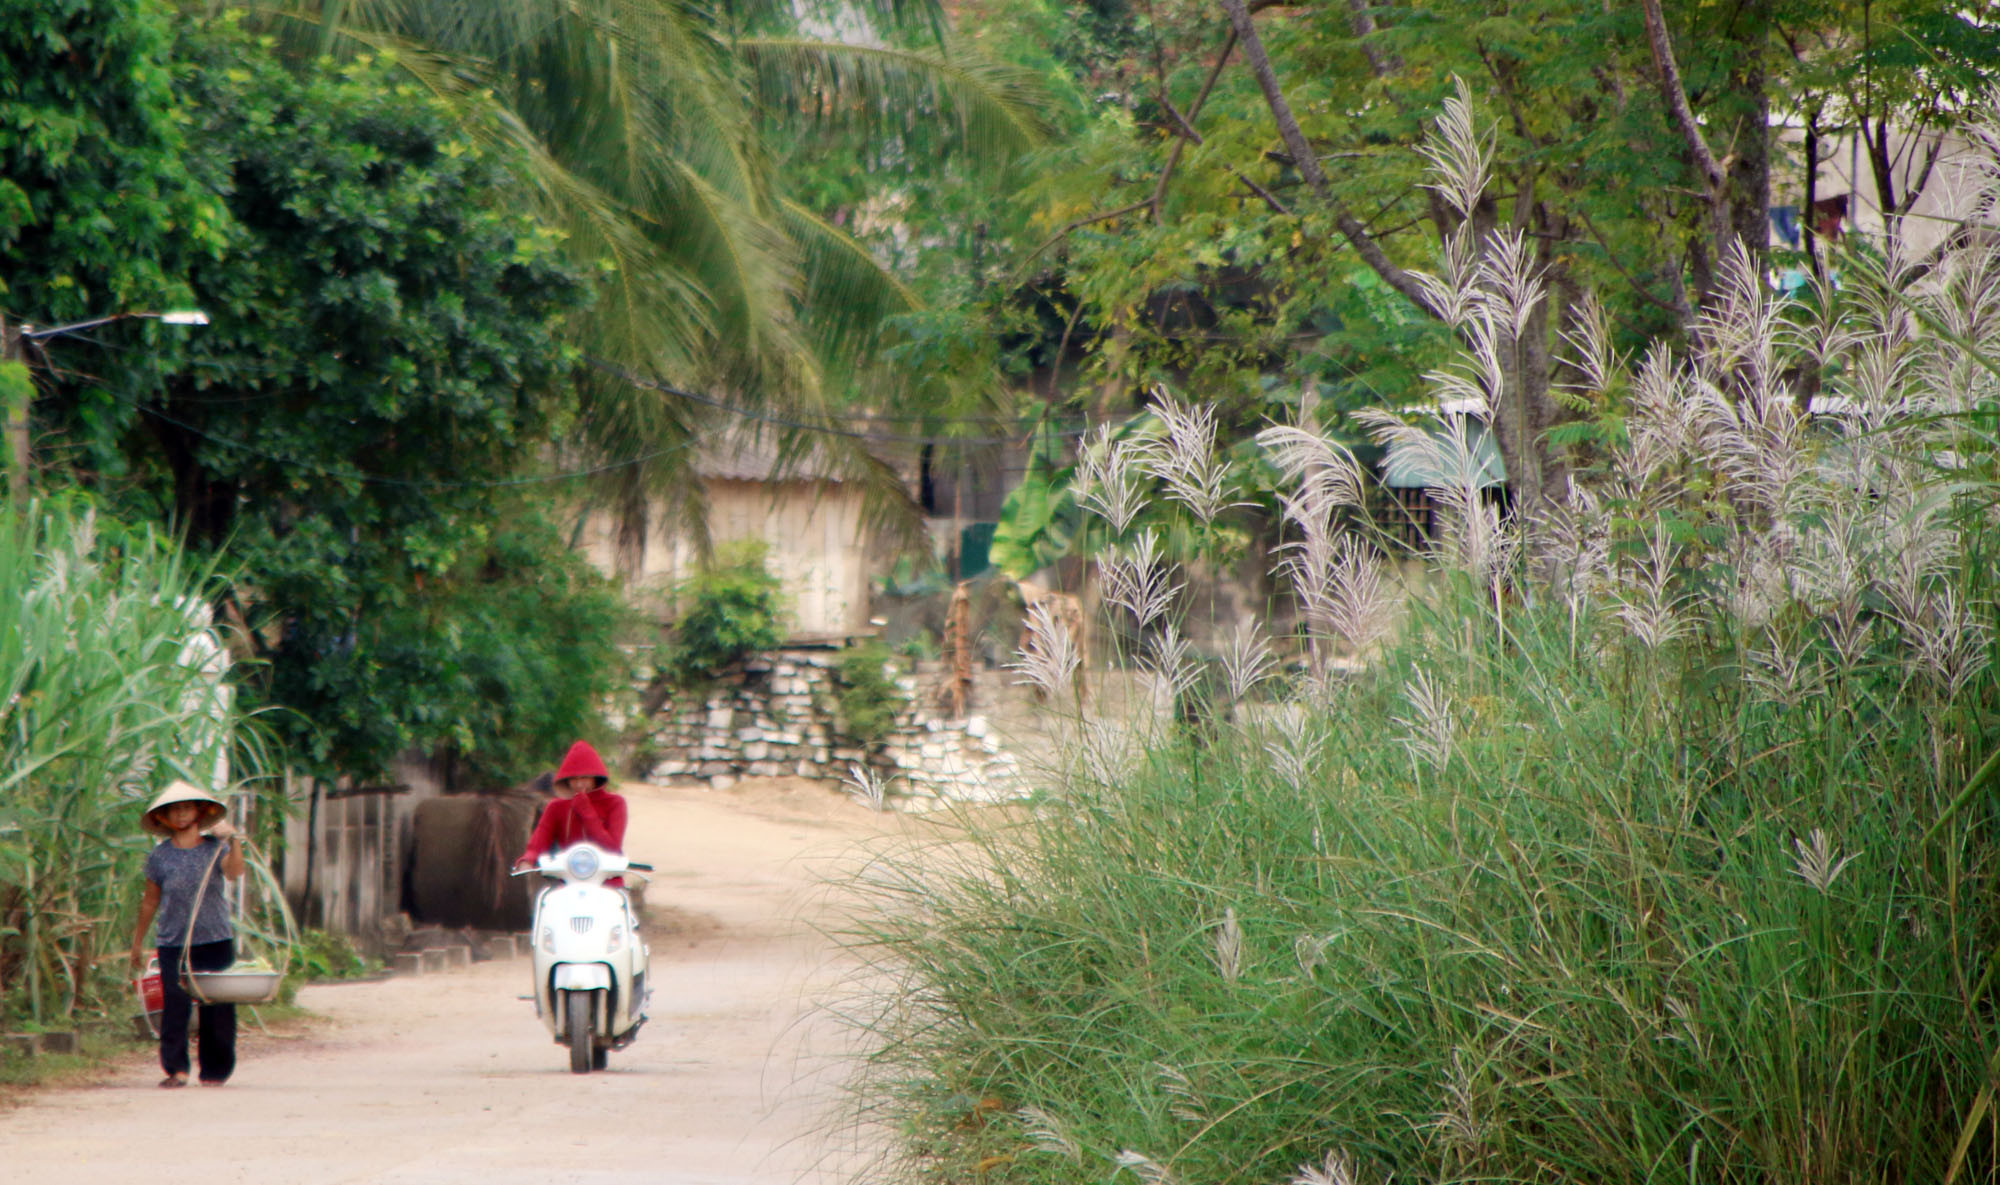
[144,837,234,946]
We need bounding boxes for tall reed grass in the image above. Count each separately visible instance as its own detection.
[842,91,2000,1184]
[0,501,268,1026]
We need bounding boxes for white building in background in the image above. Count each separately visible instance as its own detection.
[1771,122,1991,264]
[577,435,879,639]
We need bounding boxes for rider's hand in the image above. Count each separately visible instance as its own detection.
[209,819,239,840]
[129,947,146,973]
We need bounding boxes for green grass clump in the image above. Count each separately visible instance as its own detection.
[849,595,2000,1185]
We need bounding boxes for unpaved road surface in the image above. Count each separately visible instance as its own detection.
[1,780,909,1185]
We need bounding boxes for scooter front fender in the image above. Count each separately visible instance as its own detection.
[552,963,612,991]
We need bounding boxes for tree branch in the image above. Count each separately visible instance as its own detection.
[1151,34,1237,222]
[1216,0,1442,318]
[1639,0,1726,194]
[1346,0,1402,78]
[1023,202,1151,266]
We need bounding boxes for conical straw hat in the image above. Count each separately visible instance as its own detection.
[142,780,227,837]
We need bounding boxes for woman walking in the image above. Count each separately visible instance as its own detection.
[129,781,245,1088]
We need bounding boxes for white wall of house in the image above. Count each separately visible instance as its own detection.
[580,477,872,638]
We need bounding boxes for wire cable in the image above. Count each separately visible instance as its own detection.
[112,394,703,490]
[584,356,1096,446]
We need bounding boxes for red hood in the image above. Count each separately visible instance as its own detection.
[555,740,609,786]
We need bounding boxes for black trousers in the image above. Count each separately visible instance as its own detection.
[157,939,236,1082]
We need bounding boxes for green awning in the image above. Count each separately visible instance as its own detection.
[1381,418,1508,490]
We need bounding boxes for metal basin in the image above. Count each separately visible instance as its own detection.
[189,964,283,1004]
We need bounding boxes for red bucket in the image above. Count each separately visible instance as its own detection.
[136,958,164,1013]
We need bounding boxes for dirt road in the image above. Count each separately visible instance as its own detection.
[0,780,906,1185]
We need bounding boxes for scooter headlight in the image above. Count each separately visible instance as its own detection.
[607,924,625,954]
[565,847,601,881]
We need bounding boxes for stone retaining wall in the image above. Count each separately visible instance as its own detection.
[626,648,1028,809]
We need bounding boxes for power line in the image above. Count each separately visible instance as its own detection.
[114,395,703,490]
[585,357,1097,446]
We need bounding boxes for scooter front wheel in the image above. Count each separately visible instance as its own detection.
[566,991,594,1074]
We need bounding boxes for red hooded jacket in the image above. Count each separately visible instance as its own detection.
[517,742,627,865]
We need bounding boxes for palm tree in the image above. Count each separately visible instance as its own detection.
[203,0,1044,540]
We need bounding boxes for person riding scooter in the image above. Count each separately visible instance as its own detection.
[513,741,626,877]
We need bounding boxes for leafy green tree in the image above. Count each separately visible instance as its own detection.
[0,0,219,329]
[947,0,2000,516]
[218,0,1047,544]
[36,27,622,782]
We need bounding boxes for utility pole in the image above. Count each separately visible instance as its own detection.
[1,313,29,507]
[0,309,207,507]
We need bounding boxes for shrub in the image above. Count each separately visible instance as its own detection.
[286,927,376,983]
[666,542,786,683]
[834,642,908,747]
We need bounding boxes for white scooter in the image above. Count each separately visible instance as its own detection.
[513,843,652,1073]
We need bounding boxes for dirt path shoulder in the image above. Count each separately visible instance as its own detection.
[0,779,906,1185]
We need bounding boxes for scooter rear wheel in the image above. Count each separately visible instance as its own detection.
[566,991,594,1074]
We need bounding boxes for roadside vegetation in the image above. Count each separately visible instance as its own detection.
[0,502,269,1029]
[845,94,2000,1183]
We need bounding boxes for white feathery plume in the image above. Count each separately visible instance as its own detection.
[1558,291,1621,400]
[1416,224,1489,330]
[1323,536,1396,655]
[1100,530,1180,628]
[1214,906,1244,982]
[1915,247,2000,415]
[1154,1063,1206,1126]
[1393,667,1456,772]
[1898,588,1993,699]
[1613,524,1690,651]
[1721,529,1792,631]
[1272,502,1397,661]
[1663,994,1707,1060]
[1790,828,1859,894]
[1265,709,1325,792]
[842,762,889,812]
[1534,483,1611,618]
[1290,1151,1361,1185]
[1434,1050,1489,1158]
[1357,407,1515,589]
[1220,620,1277,703]
[1694,367,1813,526]
[1783,267,1863,374]
[1745,626,1828,710]
[1114,1150,1176,1185]
[1009,599,1082,703]
[1143,622,1201,706]
[1790,512,1874,672]
[1293,932,1335,975]
[1695,239,1787,407]
[1417,77,1492,220]
[1076,719,1139,788]
[1018,1105,1081,1162]
[1422,306,1506,418]
[1623,343,1699,477]
[1072,424,1148,535]
[1876,491,1956,625]
[1142,396,1239,525]
[1477,228,1546,343]
[1255,421,1368,512]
